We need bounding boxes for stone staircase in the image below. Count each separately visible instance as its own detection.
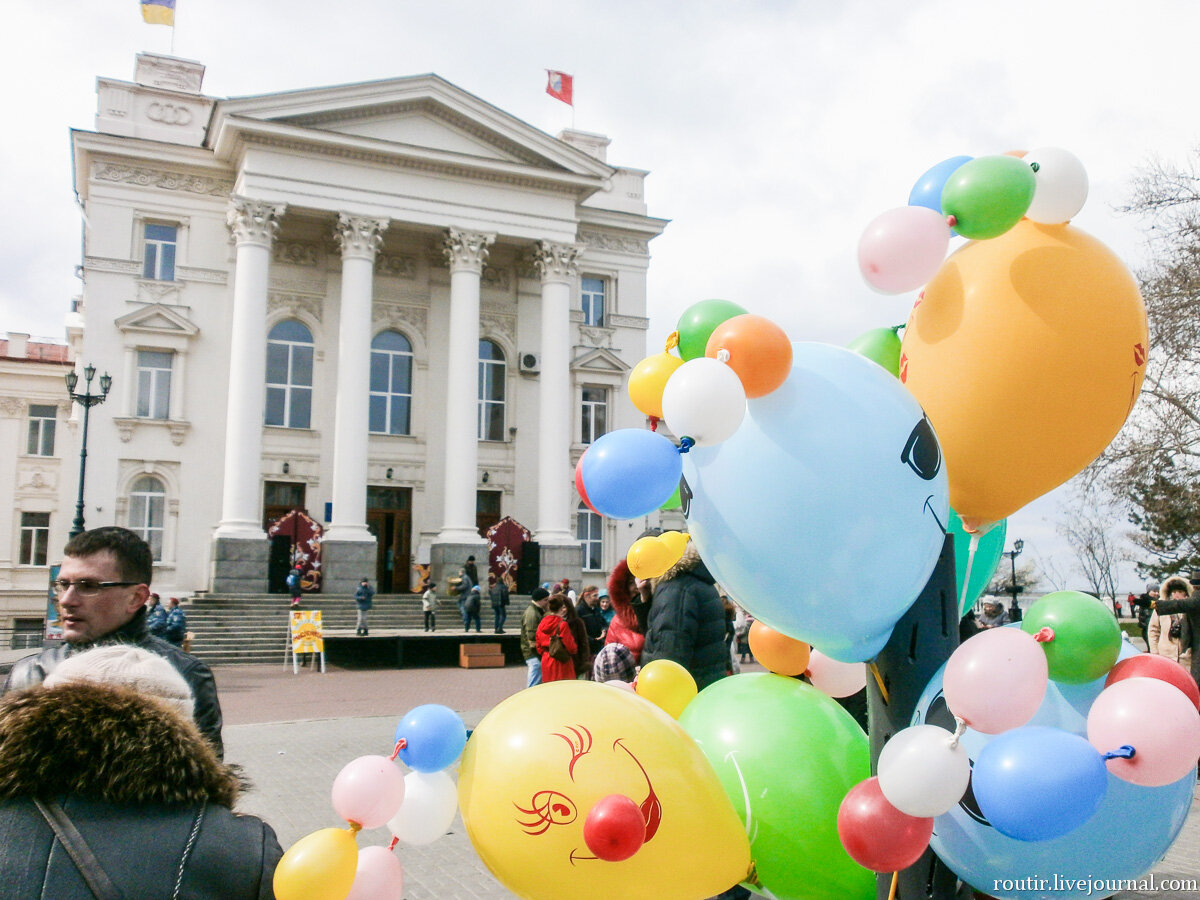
[182,594,429,666]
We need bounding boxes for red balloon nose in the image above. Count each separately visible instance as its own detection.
[583,794,646,862]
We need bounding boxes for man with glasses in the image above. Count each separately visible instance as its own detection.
[2,527,223,755]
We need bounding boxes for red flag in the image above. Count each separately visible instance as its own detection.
[545,70,574,106]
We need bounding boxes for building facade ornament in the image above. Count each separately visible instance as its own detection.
[375,253,418,279]
[136,281,182,305]
[578,229,649,255]
[268,292,324,323]
[481,266,511,291]
[273,241,322,267]
[93,162,233,197]
[0,397,26,417]
[442,228,495,273]
[226,197,286,247]
[480,312,517,348]
[334,214,389,261]
[578,324,614,349]
[372,302,427,338]
[532,240,581,283]
[85,256,142,276]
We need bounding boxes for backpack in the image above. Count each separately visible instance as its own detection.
[548,626,570,663]
[286,570,300,590]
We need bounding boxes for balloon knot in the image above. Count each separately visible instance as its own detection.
[347,822,363,836]
[389,738,406,760]
[649,415,659,432]
[949,716,967,748]
[715,348,731,363]
[946,215,957,228]
[1103,745,1135,761]
[1033,627,1055,643]
[1029,161,1041,173]
[678,436,695,454]
[387,835,400,852]
[665,331,680,352]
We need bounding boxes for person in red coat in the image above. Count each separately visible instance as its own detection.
[535,596,578,683]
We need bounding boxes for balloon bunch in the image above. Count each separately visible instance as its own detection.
[746,619,868,697]
[273,704,466,900]
[626,530,688,579]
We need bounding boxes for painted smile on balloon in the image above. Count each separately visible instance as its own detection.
[516,725,662,864]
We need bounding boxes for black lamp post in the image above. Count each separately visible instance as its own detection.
[65,365,112,538]
[1002,537,1025,622]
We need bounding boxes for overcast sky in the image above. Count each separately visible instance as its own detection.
[4,0,1197,592]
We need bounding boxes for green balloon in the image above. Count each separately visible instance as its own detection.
[659,483,682,510]
[949,511,1007,615]
[680,673,873,900]
[676,299,749,361]
[846,326,902,377]
[940,155,1037,240]
[1022,591,1122,684]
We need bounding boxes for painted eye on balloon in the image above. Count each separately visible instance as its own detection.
[901,414,941,481]
[679,475,693,518]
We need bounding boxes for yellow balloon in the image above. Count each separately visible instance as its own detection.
[635,659,698,719]
[458,681,749,900]
[273,827,359,900]
[900,220,1147,528]
[659,531,689,561]
[627,536,673,580]
[628,352,684,419]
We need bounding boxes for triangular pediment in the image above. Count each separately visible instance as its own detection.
[212,74,611,179]
[115,304,200,336]
[571,347,630,375]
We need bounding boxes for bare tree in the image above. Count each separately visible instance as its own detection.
[1030,548,1069,593]
[989,560,1040,598]
[1056,487,1125,599]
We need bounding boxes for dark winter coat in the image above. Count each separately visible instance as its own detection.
[2,610,224,757]
[146,603,168,638]
[164,605,188,645]
[354,583,375,610]
[0,682,281,899]
[640,544,730,690]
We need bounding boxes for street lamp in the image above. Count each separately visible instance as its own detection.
[1002,537,1025,623]
[65,365,112,538]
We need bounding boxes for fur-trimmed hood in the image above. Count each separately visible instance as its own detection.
[652,540,714,589]
[1161,575,1192,601]
[0,682,241,807]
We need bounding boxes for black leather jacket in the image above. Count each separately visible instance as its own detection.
[2,609,224,757]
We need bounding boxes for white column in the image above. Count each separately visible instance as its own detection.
[437,227,494,543]
[532,240,580,545]
[325,214,388,542]
[214,196,285,539]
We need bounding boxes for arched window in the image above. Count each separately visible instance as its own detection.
[266,320,313,428]
[129,475,166,561]
[478,340,506,441]
[577,501,603,571]
[369,330,413,435]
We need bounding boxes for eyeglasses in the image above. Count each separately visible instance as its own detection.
[52,579,140,598]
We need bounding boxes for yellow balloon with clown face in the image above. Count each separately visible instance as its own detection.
[458,680,751,900]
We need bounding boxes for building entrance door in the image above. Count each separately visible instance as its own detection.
[366,487,412,593]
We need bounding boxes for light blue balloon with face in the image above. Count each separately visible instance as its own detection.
[680,342,948,662]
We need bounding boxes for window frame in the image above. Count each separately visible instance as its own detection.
[265,320,315,429]
[369,330,414,436]
[18,512,50,566]
[26,404,57,457]
[477,339,507,442]
[142,222,178,282]
[135,350,173,420]
[580,386,608,445]
[576,502,603,572]
[581,276,606,327]
[128,475,167,562]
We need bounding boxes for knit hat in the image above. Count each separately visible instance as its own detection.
[44,645,194,719]
[531,587,550,602]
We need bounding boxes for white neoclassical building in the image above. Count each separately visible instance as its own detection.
[32,52,670,601]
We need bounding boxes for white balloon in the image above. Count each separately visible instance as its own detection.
[387,770,458,846]
[877,724,971,817]
[661,357,746,446]
[1024,147,1089,224]
[805,650,866,698]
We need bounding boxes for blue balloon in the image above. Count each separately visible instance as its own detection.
[971,726,1107,842]
[395,704,467,773]
[580,428,681,519]
[682,343,948,662]
[909,155,973,213]
[913,644,1194,899]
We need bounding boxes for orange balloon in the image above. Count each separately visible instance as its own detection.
[900,220,1147,528]
[747,620,811,677]
[704,314,793,398]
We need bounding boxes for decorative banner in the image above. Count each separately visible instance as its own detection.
[487,516,531,588]
[291,610,324,654]
[269,509,324,592]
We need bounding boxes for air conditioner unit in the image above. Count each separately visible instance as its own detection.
[519,352,540,374]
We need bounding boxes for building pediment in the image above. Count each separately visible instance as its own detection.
[115,303,200,336]
[210,75,612,182]
[571,347,630,375]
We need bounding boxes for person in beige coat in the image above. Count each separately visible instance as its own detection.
[1148,574,1193,670]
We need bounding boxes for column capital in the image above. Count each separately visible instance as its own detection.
[532,240,582,283]
[226,196,286,247]
[334,214,389,261]
[443,227,495,273]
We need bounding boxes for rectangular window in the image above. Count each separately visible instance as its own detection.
[19,513,50,566]
[576,506,603,571]
[142,223,177,281]
[581,387,608,444]
[136,350,173,419]
[26,404,57,456]
[581,277,606,326]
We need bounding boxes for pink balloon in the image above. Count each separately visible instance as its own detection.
[858,206,951,294]
[806,650,867,698]
[345,846,404,900]
[943,627,1048,733]
[332,755,407,829]
[1087,677,1200,787]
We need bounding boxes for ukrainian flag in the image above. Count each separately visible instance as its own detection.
[141,0,175,26]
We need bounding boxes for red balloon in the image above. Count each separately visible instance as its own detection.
[574,453,600,515]
[1106,654,1200,711]
[837,777,932,873]
[583,794,646,862]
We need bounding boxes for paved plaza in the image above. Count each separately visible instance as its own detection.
[215,660,1200,900]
